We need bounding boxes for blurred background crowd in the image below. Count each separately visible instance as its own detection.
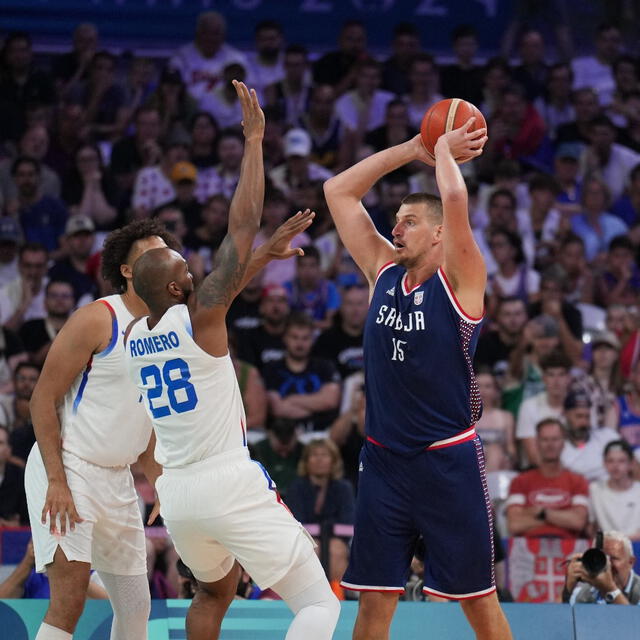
[1,0,640,608]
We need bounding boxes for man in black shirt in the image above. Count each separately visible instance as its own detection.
[227,271,264,333]
[236,283,290,371]
[475,296,529,374]
[313,284,367,379]
[264,313,341,434]
[439,25,483,106]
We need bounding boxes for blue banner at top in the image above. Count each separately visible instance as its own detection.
[1,0,510,53]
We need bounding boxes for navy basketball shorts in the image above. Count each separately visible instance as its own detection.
[341,435,496,600]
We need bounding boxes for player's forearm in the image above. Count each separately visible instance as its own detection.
[434,139,467,204]
[137,446,162,488]
[239,246,271,291]
[31,396,67,484]
[228,138,264,236]
[325,139,416,202]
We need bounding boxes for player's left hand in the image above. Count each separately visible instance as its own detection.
[435,117,487,160]
[233,80,264,142]
[147,498,161,525]
[264,209,315,260]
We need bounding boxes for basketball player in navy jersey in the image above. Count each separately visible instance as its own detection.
[324,120,513,639]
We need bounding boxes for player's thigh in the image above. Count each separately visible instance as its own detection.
[92,498,148,576]
[163,517,237,584]
[25,446,97,572]
[212,462,317,589]
[343,444,419,590]
[418,438,494,598]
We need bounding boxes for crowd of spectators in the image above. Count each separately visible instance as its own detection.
[1,8,640,605]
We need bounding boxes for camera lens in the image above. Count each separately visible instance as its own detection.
[581,548,607,577]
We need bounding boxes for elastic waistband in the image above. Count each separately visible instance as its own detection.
[366,426,477,452]
[162,447,249,476]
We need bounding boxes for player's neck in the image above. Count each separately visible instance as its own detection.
[404,262,439,290]
[120,287,150,318]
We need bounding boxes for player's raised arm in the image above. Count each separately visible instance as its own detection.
[323,143,418,286]
[192,80,265,314]
[434,119,488,319]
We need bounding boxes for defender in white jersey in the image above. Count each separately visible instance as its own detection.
[24,218,180,640]
[125,80,338,640]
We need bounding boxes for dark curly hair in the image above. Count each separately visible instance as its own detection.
[101,219,181,293]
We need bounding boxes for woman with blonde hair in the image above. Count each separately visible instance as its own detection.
[286,439,355,589]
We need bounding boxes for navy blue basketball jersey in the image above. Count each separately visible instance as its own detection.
[364,262,483,454]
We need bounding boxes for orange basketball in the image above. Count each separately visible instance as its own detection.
[420,98,487,164]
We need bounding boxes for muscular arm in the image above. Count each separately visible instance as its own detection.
[506,505,544,536]
[136,430,162,489]
[190,82,265,356]
[30,302,111,533]
[434,124,487,318]
[324,143,409,285]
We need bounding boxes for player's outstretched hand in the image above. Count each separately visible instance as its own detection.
[42,478,84,536]
[233,80,264,142]
[147,498,161,525]
[264,209,315,260]
[435,117,487,160]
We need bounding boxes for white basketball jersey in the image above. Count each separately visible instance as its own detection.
[126,304,247,468]
[60,295,152,467]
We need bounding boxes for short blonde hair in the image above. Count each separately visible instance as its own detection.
[297,439,344,480]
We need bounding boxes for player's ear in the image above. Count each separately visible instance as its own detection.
[433,224,443,242]
[167,281,182,297]
[120,263,133,282]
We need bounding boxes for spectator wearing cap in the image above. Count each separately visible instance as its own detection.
[269,128,333,198]
[11,157,68,254]
[571,175,628,263]
[506,417,589,538]
[612,163,640,228]
[235,284,290,372]
[131,141,190,217]
[165,160,202,229]
[253,190,311,287]
[573,330,622,429]
[595,235,640,308]
[0,243,48,331]
[516,351,573,468]
[169,11,250,106]
[616,358,640,464]
[589,441,640,540]
[48,215,97,305]
[553,142,583,217]
[19,280,74,366]
[561,390,619,482]
[0,218,21,286]
[200,61,247,129]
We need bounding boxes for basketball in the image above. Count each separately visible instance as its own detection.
[420,98,487,164]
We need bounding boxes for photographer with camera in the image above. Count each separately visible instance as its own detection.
[562,531,640,605]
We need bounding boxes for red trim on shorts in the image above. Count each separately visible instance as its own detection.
[366,436,389,448]
[437,268,484,321]
[426,427,477,450]
[340,583,405,594]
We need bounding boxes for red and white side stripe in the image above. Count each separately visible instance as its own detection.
[340,581,405,594]
[427,426,476,450]
[422,584,496,601]
[437,268,483,324]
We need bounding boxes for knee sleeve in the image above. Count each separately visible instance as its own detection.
[97,572,151,640]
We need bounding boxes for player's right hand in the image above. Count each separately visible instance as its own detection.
[233,80,265,142]
[436,117,487,160]
[42,478,84,536]
[265,209,315,260]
